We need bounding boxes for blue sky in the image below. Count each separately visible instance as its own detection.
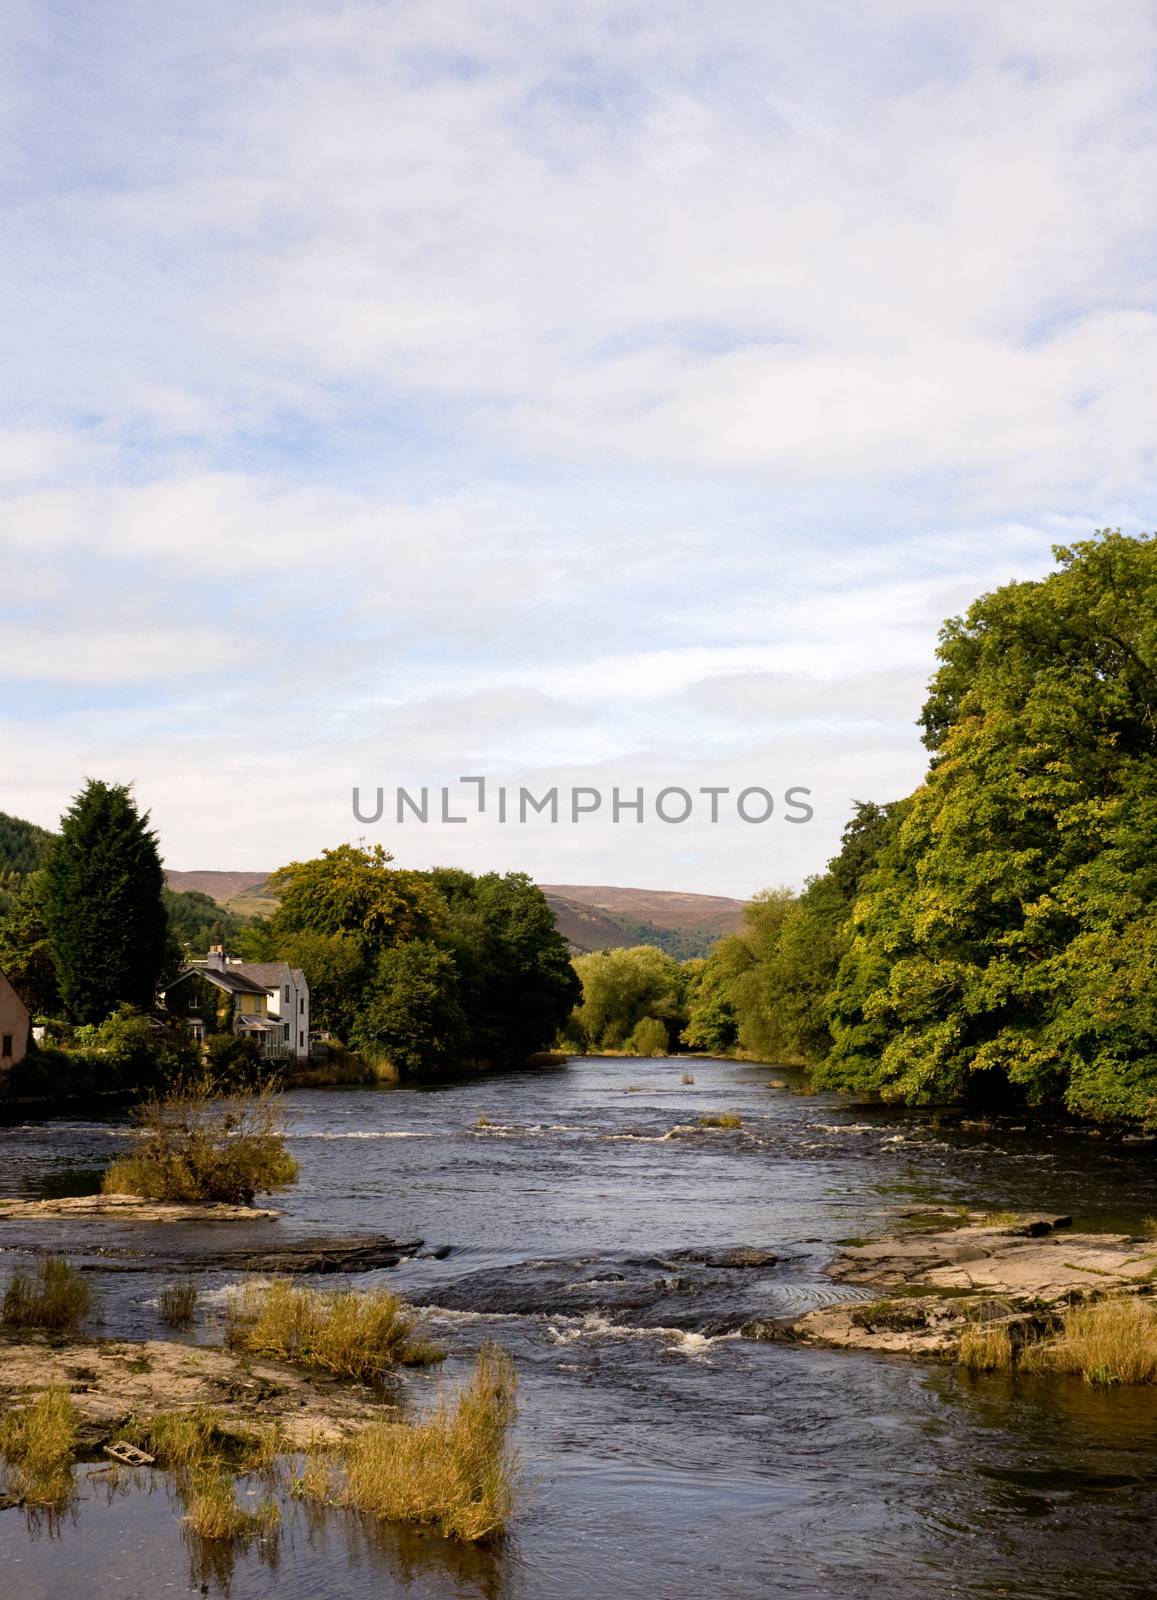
[2,1,1155,894]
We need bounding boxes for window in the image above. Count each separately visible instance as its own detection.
[299,1031,305,1048]
[299,996,305,1014]
[284,985,290,1004]
[1,1034,11,1059]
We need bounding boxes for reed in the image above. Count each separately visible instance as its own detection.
[0,1385,78,1507]
[300,1344,518,1542]
[958,1320,1014,1371]
[1021,1296,1157,1385]
[158,1279,198,1329]
[2,1255,94,1333]
[226,1278,444,1380]
[698,1111,742,1129]
[183,1463,280,1539]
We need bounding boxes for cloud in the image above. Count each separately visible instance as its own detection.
[0,1,1153,889]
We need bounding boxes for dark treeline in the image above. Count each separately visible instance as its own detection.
[677,531,1156,1127]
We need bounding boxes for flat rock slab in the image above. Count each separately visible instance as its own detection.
[790,1217,1157,1359]
[0,1333,399,1448]
[0,1195,280,1223]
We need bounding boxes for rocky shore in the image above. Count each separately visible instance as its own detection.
[789,1212,1157,1357]
[0,1331,399,1451]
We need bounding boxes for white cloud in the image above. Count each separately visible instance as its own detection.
[0,2,1153,889]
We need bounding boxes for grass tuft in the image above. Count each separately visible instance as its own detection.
[977,1210,1022,1228]
[299,1343,518,1542]
[184,1463,280,1540]
[158,1279,198,1329]
[1021,1296,1157,1385]
[2,1255,95,1333]
[0,1385,78,1506]
[226,1279,444,1380]
[681,1072,694,1085]
[958,1320,1014,1370]
[698,1111,742,1129]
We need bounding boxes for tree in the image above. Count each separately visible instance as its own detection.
[818,530,1157,1124]
[0,870,60,1015]
[351,941,466,1074]
[429,869,581,1066]
[41,780,169,1024]
[568,944,687,1052]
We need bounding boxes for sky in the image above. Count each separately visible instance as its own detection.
[1,0,1155,896]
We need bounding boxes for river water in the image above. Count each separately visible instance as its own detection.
[1,1055,1156,1599]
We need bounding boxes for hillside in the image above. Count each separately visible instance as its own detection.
[0,811,55,875]
[162,868,747,957]
[538,884,747,936]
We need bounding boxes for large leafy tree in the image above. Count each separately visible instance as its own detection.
[427,869,581,1065]
[819,530,1157,1124]
[41,780,169,1024]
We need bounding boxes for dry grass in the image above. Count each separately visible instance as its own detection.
[958,1320,1014,1371]
[0,1386,78,1507]
[475,1114,492,1128]
[698,1111,742,1129]
[681,1072,694,1085]
[2,1255,95,1333]
[1021,1296,1157,1386]
[226,1278,444,1380]
[977,1210,1022,1228]
[102,1075,298,1204]
[158,1279,198,1328]
[300,1344,518,1542]
[183,1463,280,1539]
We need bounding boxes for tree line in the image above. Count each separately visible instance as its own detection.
[580,532,1155,1128]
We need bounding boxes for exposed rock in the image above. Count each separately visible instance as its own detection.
[789,1216,1157,1359]
[0,1333,400,1447]
[0,1194,280,1223]
[665,1246,778,1270]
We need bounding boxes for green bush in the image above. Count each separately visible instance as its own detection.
[102,1076,298,1204]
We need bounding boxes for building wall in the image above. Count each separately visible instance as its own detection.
[0,971,31,1070]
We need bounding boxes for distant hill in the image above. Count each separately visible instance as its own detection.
[0,811,55,876]
[162,870,748,958]
[164,870,272,903]
[538,884,747,937]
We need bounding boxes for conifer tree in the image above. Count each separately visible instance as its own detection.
[41,780,168,1023]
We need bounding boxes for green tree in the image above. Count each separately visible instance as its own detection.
[819,530,1157,1124]
[351,941,466,1074]
[41,781,169,1024]
[0,870,60,1015]
[428,869,581,1066]
[568,945,687,1052]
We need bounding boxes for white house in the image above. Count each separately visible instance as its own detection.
[225,958,311,1062]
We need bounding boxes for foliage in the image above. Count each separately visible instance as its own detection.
[424,869,580,1068]
[351,940,466,1074]
[298,1343,518,1542]
[158,1280,198,1328]
[1020,1295,1157,1385]
[818,531,1157,1124]
[0,1386,78,1508]
[40,780,169,1025]
[102,1076,298,1203]
[163,888,251,960]
[0,811,54,876]
[225,1278,444,1378]
[2,1255,95,1333]
[566,944,687,1052]
[627,1016,669,1056]
[0,870,59,1015]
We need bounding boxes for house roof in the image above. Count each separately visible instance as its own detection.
[170,966,269,997]
[230,962,291,988]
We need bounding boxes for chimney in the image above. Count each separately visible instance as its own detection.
[206,945,226,973]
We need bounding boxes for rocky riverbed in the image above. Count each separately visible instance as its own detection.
[790,1211,1157,1356]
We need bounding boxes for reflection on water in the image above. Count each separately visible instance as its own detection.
[1,1056,1155,1599]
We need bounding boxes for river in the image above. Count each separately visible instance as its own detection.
[2,1055,1156,1599]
